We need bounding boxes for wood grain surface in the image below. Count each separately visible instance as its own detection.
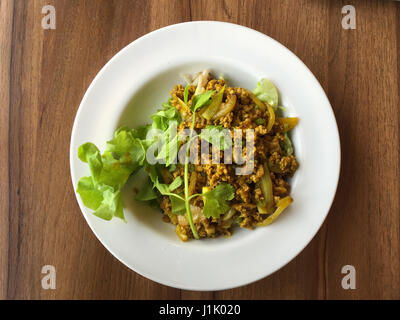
[1,0,399,300]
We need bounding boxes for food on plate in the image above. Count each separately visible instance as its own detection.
[76,70,299,241]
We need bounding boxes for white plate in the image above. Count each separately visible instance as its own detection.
[70,21,340,291]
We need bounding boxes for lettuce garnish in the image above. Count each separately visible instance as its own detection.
[253,78,279,110]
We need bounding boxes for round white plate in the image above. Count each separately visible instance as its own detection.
[70,21,340,291]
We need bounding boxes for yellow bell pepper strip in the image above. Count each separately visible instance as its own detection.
[248,91,265,110]
[256,196,293,227]
[200,86,225,120]
[265,103,275,133]
[256,164,274,214]
[248,91,275,133]
[277,117,299,132]
[212,94,237,120]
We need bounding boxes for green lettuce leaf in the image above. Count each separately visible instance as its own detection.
[149,101,182,166]
[92,186,124,221]
[253,78,279,109]
[77,177,125,221]
[155,123,180,166]
[135,177,158,201]
[76,126,150,221]
[76,176,103,210]
[151,101,181,131]
[78,143,102,180]
[106,128,146,170]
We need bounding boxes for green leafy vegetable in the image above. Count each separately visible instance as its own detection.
[191,90,215,112]
[151,101,181,131]
[253,78,279,109]
[148,100,183,166]
[135,177,158,201]
[169,176,183,191]
[78,143,103,179]
[106,128,146,169]
[77,147,131,222]
[76,176,104,210]
[79,143,133,189]
[92,186,124,221]
[155,122,180,166]
[147,166,183,198]
[76,125,152,221]
[115,125,150,141]
[170,195,186,215]
[202,183,235,218]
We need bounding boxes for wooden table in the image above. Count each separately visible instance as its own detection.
[1,0,399,300]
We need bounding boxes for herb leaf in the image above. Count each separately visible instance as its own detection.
[191,90,215,112]
[202,183,235,218]
[169,176,183,191]
[170,195,186,215]
[147,166,183,197]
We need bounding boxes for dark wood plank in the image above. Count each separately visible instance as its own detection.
[324,0,400,299]
[0,0,14,300]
